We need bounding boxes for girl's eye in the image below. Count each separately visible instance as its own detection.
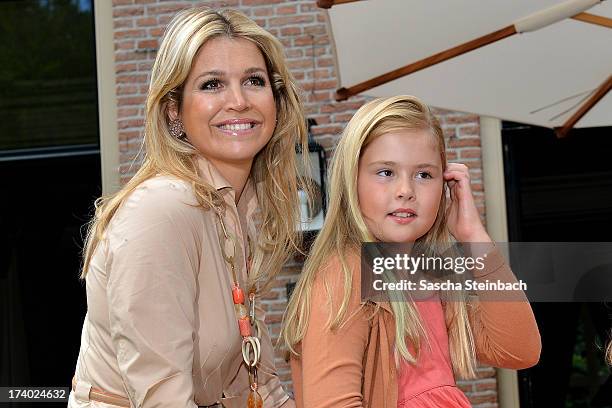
[416,171,433,179]
[245,75,266,87]
[377,169,393,177]
[200,79,222,91]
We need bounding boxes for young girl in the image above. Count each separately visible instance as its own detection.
[281,95,541,408]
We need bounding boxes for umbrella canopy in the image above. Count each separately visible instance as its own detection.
[321,0,612,135]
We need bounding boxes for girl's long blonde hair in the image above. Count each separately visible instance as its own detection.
[282,95,478,379]
[81,7,310,294]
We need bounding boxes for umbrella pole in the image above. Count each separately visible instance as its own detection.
[317,0,358,8]
[555,75,612,138]
[571,12,612,28]
[332,0,603,101]
[335,25,517,101]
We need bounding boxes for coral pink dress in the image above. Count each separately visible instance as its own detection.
[397,297,472,407]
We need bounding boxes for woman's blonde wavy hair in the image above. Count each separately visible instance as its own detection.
[282,95,478,379]
[81,7,311,295]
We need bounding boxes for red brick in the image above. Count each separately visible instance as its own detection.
[294,35,314,46]
[117,84,138,95]
[261,290,280,300]
[304,25,326,35]
[147,4,189,15]
[115,40,135,51]
[242,0,283,5]
[458,125,480,136]
[116,63,137,73]
[307,69,332,79]
[300,3,318,13]
[114,29,146,39]
[470,183,484,191]
[114,18,134,29]
[115,51,143,62]
[284,48,303,58]
[476,366,496,378]
[333,113,354,123]
[309,115,331,125]
[148,27,165,37]
[116,74,148,84]
[138,61,153,71]
[442,127,457,138]
[311,124,343,136]
[444,114,480,125]
[316,57,335,67]
[113,6,144,17]
[254,8,273,17]
[136,17,157,27]
[117,96,146,106]
[311,80,338,91]
[306,91,332,102]
[448,137,480,148]
[475,380,497,391]
[264,312,283,324]
[157,14,173,25]
[117,107,140,118]
[287,59,313,70]
[446,151,458,161]
[280,26,301,36]
[118,118,144,129]
[118,130,141,140]
[320,101,365,113]
[137,39,158,49]
[459,148,482,159]
[112,0,133,5]
[466,392,497,404]
[304,46,327,57]
[457,382,474,393]
[277,5,297,15]
[269,15,314,27]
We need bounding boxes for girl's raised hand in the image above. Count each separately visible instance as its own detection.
[444,163,491,243]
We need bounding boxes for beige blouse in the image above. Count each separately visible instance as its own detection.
[68,155,289,408]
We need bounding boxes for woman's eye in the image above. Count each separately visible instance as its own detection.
[245,75,266,87]
[416,171,433,179]
[200,79,222,91]
[377,169,393,177]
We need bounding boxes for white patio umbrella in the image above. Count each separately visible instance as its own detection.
[318,0,612,137]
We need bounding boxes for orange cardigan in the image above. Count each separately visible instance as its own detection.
[290,245,541,408]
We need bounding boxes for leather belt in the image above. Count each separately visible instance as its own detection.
[72,376,229,407]
[72,377,130,407]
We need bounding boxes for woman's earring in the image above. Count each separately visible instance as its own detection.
[169,119,185,139]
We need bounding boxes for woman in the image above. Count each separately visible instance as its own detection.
[69,7,306,408]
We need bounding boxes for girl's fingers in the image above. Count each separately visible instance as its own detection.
[443,169,470,182]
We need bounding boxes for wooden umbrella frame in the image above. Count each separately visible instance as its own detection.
[317,0,612,137]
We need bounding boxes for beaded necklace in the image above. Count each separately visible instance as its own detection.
[214,206,263,408]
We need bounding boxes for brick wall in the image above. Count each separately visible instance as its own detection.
[112,0,493,405]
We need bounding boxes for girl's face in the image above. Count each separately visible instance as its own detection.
[177,36,277,170]
[357,129,444,242]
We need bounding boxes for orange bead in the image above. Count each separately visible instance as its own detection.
[238,317,251,337]
[247,390,263,408]
[232,286,245,304]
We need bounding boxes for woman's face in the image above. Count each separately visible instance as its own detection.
[176,36,277,170]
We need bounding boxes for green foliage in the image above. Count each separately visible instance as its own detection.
[0,0,95,82]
